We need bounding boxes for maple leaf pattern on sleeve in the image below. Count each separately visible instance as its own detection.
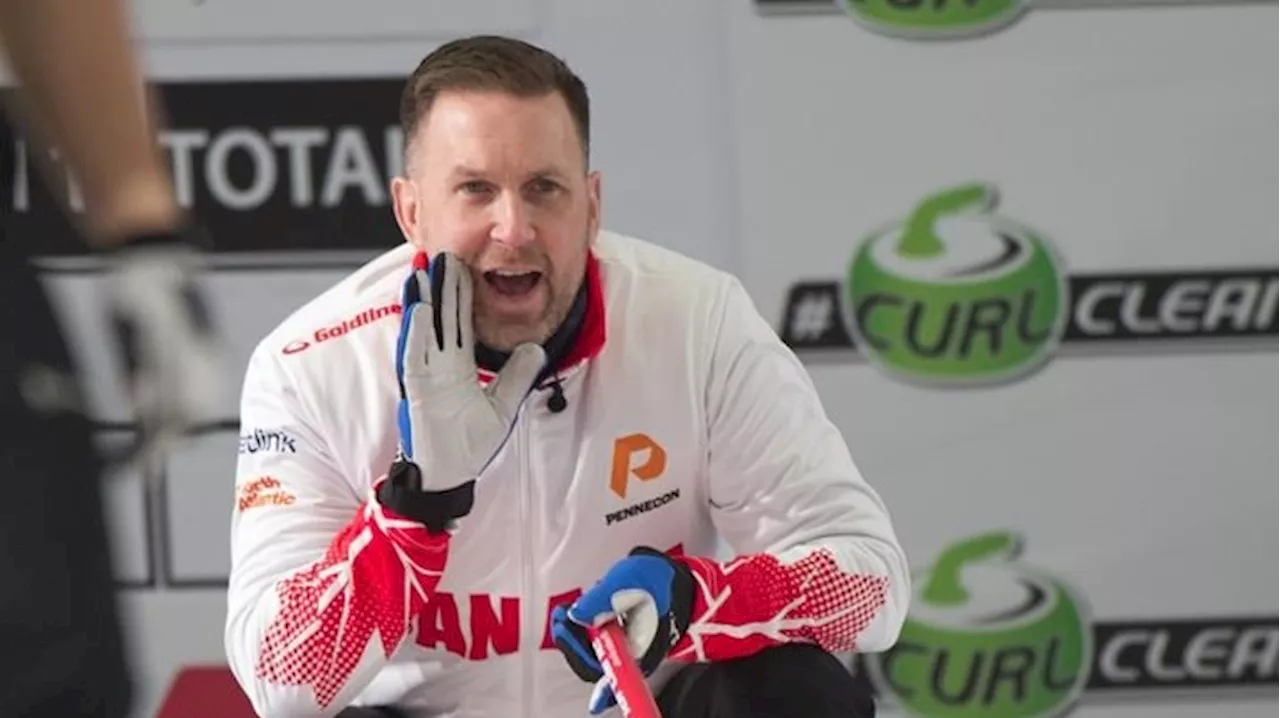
[669,548,889,662]
[254,493,449,708]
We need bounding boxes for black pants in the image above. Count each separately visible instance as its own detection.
[0,252,132,717]
[338,644,874,718]
[656,644,874,718]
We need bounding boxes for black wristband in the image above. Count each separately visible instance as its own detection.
[106,222,212,254]
[376,460,476,534]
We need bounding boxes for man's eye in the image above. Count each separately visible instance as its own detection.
[530,179,559,195]
[460,181,491,195]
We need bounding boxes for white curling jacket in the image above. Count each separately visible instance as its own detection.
[224,230,910,718]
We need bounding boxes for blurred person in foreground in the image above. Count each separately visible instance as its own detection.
[225,34,907,718]
[0,1,224,715]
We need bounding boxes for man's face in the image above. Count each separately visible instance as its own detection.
[391,90,601,352]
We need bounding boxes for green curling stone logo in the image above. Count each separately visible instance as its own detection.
[845,183,1067,386]
[837,0,1030,39]
[867,533,1091,718]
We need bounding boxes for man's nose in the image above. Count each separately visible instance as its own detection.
[490,192,536,248]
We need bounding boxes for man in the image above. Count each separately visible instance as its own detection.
[225,35,908,718]
[0,0,225,716]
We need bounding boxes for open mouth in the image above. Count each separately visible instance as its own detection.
[483,269,543,297]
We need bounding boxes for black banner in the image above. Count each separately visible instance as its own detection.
[1063,270,1278,343]
[851,615,1278,702]
[778,281,854,350]
[1086,616,1278,692]
[1,78,408,257]
[779,269,1279,353]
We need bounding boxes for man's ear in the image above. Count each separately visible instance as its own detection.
[390,176,420,245]
[586,170,602,242]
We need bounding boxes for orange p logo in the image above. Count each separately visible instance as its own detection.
[610,433,666,499]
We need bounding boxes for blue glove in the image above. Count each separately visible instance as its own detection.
[551,546,695,714]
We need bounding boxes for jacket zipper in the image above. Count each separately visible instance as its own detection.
[518,416,535,716]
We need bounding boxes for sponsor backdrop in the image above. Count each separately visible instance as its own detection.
[1,0,1274,716]
[730,4,1277,718]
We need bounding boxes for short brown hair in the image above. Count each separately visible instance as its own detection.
[399,35,591,164]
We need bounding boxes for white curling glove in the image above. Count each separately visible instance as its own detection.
[378,251,546,531]
[104,227,227,472]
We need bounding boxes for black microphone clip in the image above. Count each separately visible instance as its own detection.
[544,376,567,414]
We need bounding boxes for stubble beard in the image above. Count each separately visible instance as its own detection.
[473,285,574,353]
